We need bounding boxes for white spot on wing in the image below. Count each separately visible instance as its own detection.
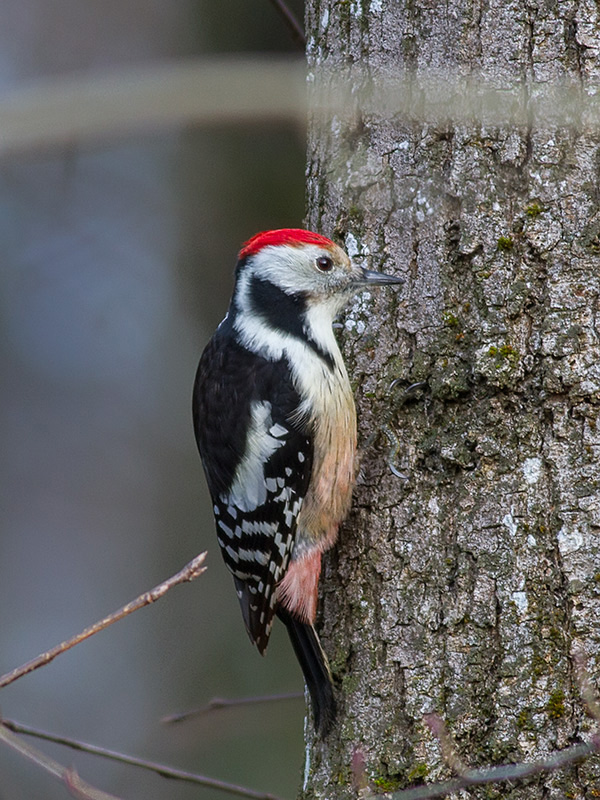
[218,520,234,538]
[274,531,289,556]
[269,423,288,438]
[225,545,238,563]
[238,548,269,566]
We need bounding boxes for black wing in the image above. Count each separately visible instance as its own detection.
[193,327,313,652]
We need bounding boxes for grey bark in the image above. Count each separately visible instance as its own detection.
[303,2,600,798]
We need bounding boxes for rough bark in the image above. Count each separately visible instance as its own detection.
[303,2,600,798]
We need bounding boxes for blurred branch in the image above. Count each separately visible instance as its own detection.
[162,691,303,724]
[0,720,122,800]
[267,0,306,49]
[3,718,286,800]
[0,552,207,690]
[2,58,600,158]
[0,57,306,157]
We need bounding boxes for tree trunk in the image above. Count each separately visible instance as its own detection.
[303,2,600,798]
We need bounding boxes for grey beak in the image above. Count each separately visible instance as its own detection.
[360,268,404,286]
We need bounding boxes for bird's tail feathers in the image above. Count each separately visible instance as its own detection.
[277,607,336,737]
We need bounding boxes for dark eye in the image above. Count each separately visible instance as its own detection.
[316,255,334,272]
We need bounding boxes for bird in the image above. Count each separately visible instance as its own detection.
[192,228,402,735]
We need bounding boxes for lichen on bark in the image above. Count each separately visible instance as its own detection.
[302,1,600,798]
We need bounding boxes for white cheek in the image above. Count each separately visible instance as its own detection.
[249,243,351,295]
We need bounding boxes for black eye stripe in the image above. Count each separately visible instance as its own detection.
[316,255,333,272]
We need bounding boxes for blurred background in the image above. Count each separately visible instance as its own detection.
[0,2,307,798]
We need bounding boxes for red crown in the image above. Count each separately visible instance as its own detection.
[239,229,336,260]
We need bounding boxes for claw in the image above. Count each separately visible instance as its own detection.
[389,378,428,395]
[381,424,409,481]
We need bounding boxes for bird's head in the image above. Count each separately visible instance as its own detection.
[236,228,402,317]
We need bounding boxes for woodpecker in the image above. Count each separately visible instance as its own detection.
[192,228,402,735]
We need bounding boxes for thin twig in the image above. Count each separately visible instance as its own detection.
[266,0,306,49]
[0,552,207,690]
[0,721,122,800]
[64,767,123,800]
[3,719,286,800]
[162,691,303,724]
[385,737,600,799]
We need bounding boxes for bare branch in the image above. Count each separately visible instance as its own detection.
[64,767,123,800]
[3,718,287,800]
[0,552,207,690]
[162,691,303,724]
[375,731,600,800]
[266,0,306,49]
[0,721,122,800]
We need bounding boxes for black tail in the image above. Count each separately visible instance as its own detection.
[277,608,336,737]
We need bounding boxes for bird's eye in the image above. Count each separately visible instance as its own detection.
[316,256,334,272]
